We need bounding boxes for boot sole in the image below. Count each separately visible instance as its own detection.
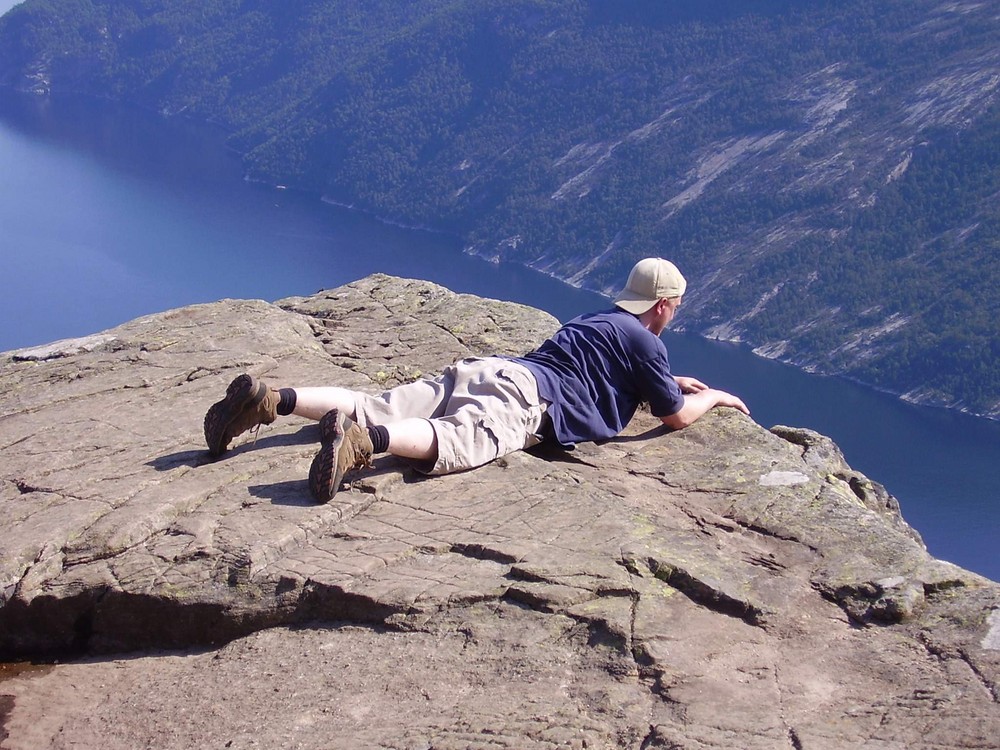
[308,409,347,503]
[204,374,268,457]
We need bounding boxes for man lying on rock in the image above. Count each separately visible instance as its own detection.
[204,257,750,502]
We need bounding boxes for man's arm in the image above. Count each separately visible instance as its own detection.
[674,375,708,393]
[660,387,750,430]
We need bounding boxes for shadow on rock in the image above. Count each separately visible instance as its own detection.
[526,441,586,466]
[248,479,315,506]
[149,425,320,471]
[608,424,671,443]
[146,449,211,471]
[251,456,410,505]
[233,424,320,452]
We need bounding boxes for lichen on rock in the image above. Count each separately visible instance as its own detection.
[1,275,997,748]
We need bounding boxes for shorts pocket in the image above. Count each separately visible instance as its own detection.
[496,365,541,406]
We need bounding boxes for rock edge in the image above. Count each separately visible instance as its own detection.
[1,274,998,749]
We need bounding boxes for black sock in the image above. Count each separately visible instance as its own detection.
[277,388,297,416]
[368,424,390,454]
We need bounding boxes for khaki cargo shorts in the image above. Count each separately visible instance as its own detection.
[353,357,550,475]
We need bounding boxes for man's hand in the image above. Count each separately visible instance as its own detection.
[661,386,751,429]
[714,390,750,416]
[675,375,708,394]
[675,376,749,415]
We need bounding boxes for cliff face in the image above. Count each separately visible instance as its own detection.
[1,275,998,749]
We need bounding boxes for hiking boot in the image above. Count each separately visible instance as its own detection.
[204,374,279,457]
[308,408,374,503]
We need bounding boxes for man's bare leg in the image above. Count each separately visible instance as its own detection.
[290,387,358,421]
[290,389,436,461]
[384,418,437,461]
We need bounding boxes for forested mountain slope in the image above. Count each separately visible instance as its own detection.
[1,0,998,416]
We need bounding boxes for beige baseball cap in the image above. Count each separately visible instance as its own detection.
[613,258,687,314]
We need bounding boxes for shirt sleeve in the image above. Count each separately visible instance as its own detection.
[636,338,685,417]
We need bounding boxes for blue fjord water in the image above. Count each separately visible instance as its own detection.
[0,90,997,581]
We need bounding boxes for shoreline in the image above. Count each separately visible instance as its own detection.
[6,84,993,424]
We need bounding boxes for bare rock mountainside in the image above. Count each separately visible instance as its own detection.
[1,275,998,750]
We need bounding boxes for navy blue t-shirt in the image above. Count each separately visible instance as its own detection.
[513,308,684,446]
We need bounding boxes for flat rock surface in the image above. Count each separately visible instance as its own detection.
[1,274,998,749]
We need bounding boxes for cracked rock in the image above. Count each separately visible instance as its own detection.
[1,274,998,749]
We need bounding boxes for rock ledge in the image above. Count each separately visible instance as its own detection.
[1,275,998,749]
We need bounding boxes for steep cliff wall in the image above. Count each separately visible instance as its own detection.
[1,275,998,748]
